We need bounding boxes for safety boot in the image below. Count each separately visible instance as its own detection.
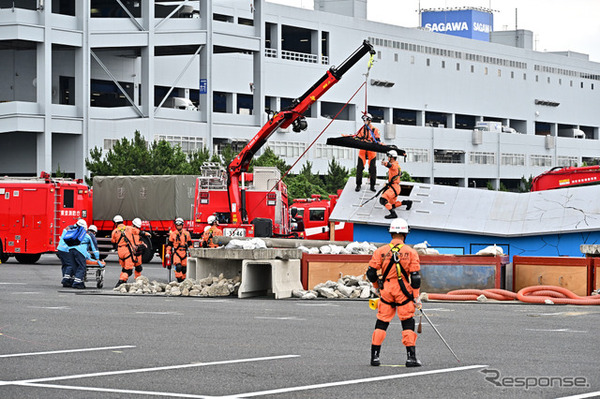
[404,200,413,210]
[405,346,422,367]
[370,345,381,366]
[114,280,126,289]
[384,209,398,219]
[355,185,361,192]
[370,184,376,192]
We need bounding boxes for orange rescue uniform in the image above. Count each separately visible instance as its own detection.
[369,238,420,347]
[381,158,402,210]
[111,224,144,282]
[167,228,192,282]
[201,226,223,248]
[354,123,381,189]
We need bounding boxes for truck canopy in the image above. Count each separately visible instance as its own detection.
[92,175,196,221]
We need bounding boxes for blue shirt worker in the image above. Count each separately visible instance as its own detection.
[58,219,99,289]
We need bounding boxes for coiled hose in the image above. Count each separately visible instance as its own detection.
[423,285,600,305]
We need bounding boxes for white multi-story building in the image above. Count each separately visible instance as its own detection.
[1,0,599,190]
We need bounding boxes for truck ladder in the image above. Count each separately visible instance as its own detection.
[53,186,62,248]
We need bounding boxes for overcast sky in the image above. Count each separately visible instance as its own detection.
[268,0,600,63]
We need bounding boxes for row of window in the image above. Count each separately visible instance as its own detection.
[369,36,527,69]
[370,35,600,82]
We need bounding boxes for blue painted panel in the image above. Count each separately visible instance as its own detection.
[353,223,596,261]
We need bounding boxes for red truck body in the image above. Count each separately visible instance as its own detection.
[0,172,93,264]
[290,193,353,241]
[531,165,600,191]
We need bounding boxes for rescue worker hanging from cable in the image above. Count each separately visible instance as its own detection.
[354,113,381,192]
[366,218,422,367]
[166,217,193,283]
[201,215,223,248]
[380,150,412,219]
[112,215,145,288]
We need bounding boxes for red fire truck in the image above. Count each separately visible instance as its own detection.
[193,40,375,237]
[290,193,353,241]
[0,172,93,264]
[531,165,600,191]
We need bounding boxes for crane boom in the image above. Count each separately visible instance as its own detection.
[226,40,375,224]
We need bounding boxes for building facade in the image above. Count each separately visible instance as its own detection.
[1,0,599,190]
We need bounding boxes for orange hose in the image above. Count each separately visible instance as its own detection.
[425,285,600,305]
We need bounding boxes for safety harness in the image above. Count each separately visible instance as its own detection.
[379,244,414,308]
[116,227,139,263]
[357,124,380,143]
[170,230,190,259]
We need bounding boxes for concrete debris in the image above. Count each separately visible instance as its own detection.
[544,299,554,305]
[414,241,440,255]
[476,294,488,302]
[225,238,268,250]
[292,274,378,300]
[112,274,241,297]
[476,244,504,256]
[297,241,377,255]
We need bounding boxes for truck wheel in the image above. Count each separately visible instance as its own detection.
[141,235,154,264]
[15,254,41,264]
[0,241,8,263]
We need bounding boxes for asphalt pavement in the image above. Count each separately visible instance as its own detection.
[0,254,598,398]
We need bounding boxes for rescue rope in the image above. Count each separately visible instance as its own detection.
[423,285,600,305]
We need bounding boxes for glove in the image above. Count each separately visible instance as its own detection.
[414,296,422,310]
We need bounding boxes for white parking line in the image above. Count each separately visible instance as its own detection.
[556,392,600,399]
[525,328,587,333]
[0,345,136,359]
[255,316,306,321]
[15,382,218,399]
[225,364,488,398]
[135,312,183,315]
[16,355,300,384]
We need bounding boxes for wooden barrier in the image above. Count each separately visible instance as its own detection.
[513,256,592,296]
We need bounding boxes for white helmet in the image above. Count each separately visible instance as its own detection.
[76,219,88,229]
[361,113,373,122]
[132,217,142,228]
[207,215,218,225]
[204,225,211,232]
[389,218,409,234]
[387,150,398,158]
[175,217,184,226]
[88,225,98,233]
[113,214,124,224]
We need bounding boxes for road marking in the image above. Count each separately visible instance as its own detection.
[0,345,136,359]
[296,303,340,307]
[0,282,27,285]
[15,382,218,398]
[556,392,600,399]
[15,355,300,384]
[27,306,70,310]
[255,316,306,321]
[525,328,587,333]
[135,312,183,315]
[11,292,40,295]
[227,364,488,398]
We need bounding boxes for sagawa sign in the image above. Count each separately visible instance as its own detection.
[422,9,493,41]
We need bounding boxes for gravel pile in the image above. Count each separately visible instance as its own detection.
[112,274,240,297]
[292,274,378,300]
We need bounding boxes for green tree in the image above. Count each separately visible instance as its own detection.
[148,139,190,175]
[187,147,211,173]
[519,175,533,192]
[286,173,329,201]
[324,158,349,193]
[298,161,323,186]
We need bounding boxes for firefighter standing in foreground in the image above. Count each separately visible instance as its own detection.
[166,217,193,283]
[201,215,223,248]
[112,215,144,288]
[354,113,381,192]
[380,150,412,219]
[366,218,422,367]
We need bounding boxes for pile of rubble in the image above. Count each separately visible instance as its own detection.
[225,238,378,255]
[292,274,378,300]
[112,274,240,297]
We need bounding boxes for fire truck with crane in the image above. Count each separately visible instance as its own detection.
[192,40,376,238]
[531,165,600,191]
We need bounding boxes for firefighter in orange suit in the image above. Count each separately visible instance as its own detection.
[166,217,192,283]
[201,215,223,248]
[131,217,149,271]
[354,113,381,192]
[380,150,412,219]
[366,218,422,367]
[112,215,143,288]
